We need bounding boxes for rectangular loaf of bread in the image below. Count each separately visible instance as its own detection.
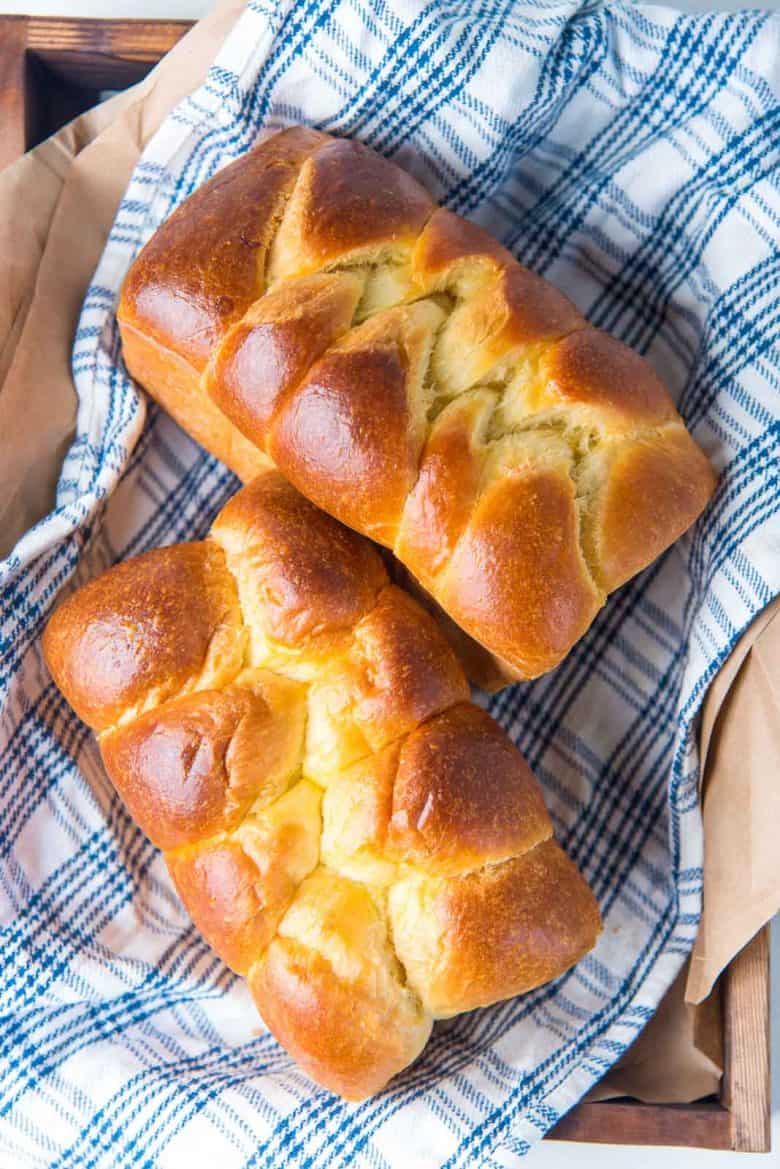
[117,127,716,682]
[44,472,601,1099]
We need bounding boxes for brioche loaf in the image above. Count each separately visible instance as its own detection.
[117,127,716,682]
[43,472,601,1099]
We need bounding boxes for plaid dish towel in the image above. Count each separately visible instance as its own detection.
[2,1,779,1165]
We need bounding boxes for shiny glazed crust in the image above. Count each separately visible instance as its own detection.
[118,128,716,682]
[43,472,601,1100]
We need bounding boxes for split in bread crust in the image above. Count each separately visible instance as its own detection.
[44,472,601,1099]
[118,128,716,682]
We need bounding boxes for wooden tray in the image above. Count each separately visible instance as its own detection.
[0,15,771,1154]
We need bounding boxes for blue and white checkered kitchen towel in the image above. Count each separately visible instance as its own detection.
[1,1,779,1165]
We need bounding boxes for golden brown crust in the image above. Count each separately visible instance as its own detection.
[386,561,516,692]
[100,673,305,850]
[117,128,714,683]
[42,542,244,731]
[389,839,602,1016]
[412,207,514,279]
[396,390,493,579]
[443,467,603,677]
[582,427,718,590]
[318,701,553,884]
[45,473,601,1100]
[101,687,271,849]
[119,323,272,483]
[205,272,364,451]
[167,838,276,975]
[270,300,443,543]
[348,585,470,751]
[118,127,328,368]
[248,871,431,1100]
[412,209,585,397]
[388,703,552,875]
[541,328,678,425]
[301,583,470,784]
[270,340,416,542]
[250,939,431,1101]
[211,471,386,652]
[167,778,321,975]
[268,137,434,283]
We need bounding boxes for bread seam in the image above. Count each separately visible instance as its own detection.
[118,130,714,681]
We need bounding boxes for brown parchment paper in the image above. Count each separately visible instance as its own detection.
[0,0,776,1107]
[0,0,246,559]
[589,596,780,1103]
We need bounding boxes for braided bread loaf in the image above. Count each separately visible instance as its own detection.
[117,127,716,682]
[43,472,600,1100]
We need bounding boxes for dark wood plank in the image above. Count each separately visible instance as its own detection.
[0,16,192,160]
[0,16,28,170]
[549,1100,732,1149]
[722,926,771,1152]
[26,17,191,90]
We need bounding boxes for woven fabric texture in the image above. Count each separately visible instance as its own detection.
[1,2,778,1165]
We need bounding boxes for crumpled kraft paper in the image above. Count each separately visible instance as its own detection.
[689,597,780,1005]
[0,0,245,559]
[589,596,779,1104]
[0,0,775,1109]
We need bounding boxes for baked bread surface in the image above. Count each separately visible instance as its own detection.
[44,472,601,1099]
[118,128,716,681]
